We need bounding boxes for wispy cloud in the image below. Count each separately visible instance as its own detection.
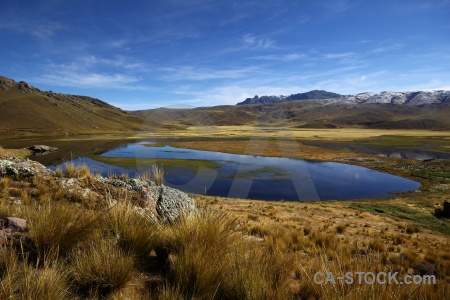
[32,57,149,90]
[34,72,145,90]
[160,66,260,81]
[30,22,63,39]
[320,52,364,65]
[319,0,359,14]
[323,52,356,59]
[0,19,64,40]
[242,34,275,49]
[78,55,149,71]
[251,53,305,61]
[368,43,404,54]
[171,84,301,106]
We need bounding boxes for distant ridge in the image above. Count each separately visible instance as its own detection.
[238,90,450,106]
[238,90,342,105]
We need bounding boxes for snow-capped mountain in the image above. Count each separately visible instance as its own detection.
[340,90,450,105]
[238,90,450,106]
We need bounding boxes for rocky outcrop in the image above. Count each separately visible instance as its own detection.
[0,157,196,224]
[0,76,15,91]
[239,90,342,105]
[157,186,196,224]
[95,177,196,223]
[0,157,54,177]
[27,145,58,155]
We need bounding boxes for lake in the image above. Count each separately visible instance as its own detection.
[44,141,421,201]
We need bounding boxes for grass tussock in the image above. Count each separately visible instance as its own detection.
[108,201,164,265]
[25,202,99,259]
[63,162,93,179]
[0,246,71,299]
[152,164,164,186]
[70,241,136,298]
[163,207,293,299]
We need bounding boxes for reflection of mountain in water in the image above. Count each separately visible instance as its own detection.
[374,151,449,160]
[302,141,450,160]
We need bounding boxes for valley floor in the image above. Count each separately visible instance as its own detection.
[1,126,449,299]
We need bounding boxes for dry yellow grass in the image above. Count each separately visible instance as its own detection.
[135,126,450,141]
[0,145,31,158]
[0,163,449,299]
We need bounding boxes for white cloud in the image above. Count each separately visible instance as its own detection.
[30,23,63,39]
[160,66,260,81]
[251,53,305,61]
[323,52,356,59]
[35,72,146,90]
[242,34,275,49]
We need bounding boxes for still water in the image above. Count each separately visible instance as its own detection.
[49,141,421,201]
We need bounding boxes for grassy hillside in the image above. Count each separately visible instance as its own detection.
[134,100,450,130]
[0,76,151,135]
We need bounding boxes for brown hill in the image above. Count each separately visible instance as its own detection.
[0,76,149,134]
[2,75,449,134]
[135,100,450,130]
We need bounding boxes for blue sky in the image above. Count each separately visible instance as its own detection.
[1,0,449,109]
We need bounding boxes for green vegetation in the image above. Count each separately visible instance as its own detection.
[429,171,450,178]
[90,155,221,173]
[349,202,450,235]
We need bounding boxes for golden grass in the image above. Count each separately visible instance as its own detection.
[136,126,450,141]
[108,201,164,265]
[0,248,71,300]
[70,241,136,298]
[24,202,99,260]
[0,136,449,298]
[0,145,31,158]
[152,164,164,186]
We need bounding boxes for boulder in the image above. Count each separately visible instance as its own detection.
[0,157,53,177]
[156,185,196,224]
[96,177,196,223]
[27,145,58,155]
[0,217,27,244]
[0,157,196,224]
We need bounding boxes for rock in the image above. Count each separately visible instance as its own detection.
[0,157,196,225]
[95,177,196,223]
[1,217,27,231]
[27,145,58,155]
[0,157,54,177]
[156,185,196,224]
[0,76,15,91]
[0,217,27,244]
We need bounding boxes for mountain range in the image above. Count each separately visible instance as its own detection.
[238,90,450,106]
[1,75,450,133]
